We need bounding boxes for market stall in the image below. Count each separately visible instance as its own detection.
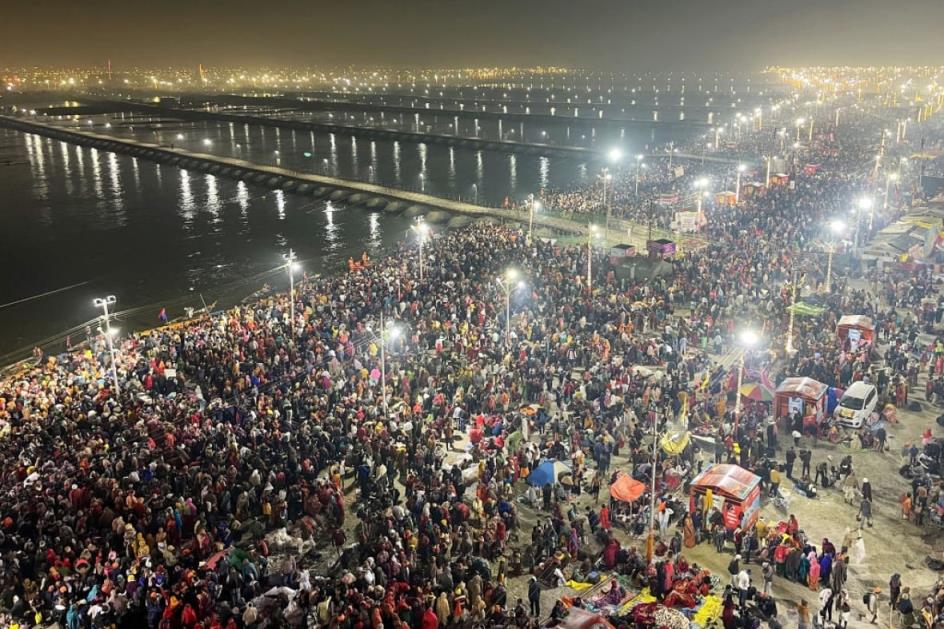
[689,464,762,530]
[774,376,829,428]
[836,314,875,350]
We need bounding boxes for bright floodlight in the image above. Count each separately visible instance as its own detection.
[506,268,520,282]
[857,197,874,210]
[694,177,709,189]
[387,325,401,340]
[737,164,747,172]
[533,200,542,211]
[607,147,623,162]
[830,219,846,234]
[888,172,899,181]
[739,329,760,348]
[202,138,212,146]
[635,153,644,162]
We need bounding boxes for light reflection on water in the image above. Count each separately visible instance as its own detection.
[0,127,417,356]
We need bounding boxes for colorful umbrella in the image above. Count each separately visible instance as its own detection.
[739,383,774,402]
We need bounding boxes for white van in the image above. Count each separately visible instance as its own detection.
[834,381,878,428]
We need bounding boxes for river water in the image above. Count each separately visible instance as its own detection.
[0,106,705,359]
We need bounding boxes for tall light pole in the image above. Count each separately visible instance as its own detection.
[471,183,478,205]
[795,118,805,143]
[282,250,299,336]
[735,163,746,204]
[694,177,709,215]
[496,268,524,348]
[375,311,400,418]
[411,221,430,280]
[93,296,120,396]
[586,225,599,290]
[600,166,614,242]
[884,171,899,210]
[764,155,772,187]
[853,196,873,250]
[825,219,846,293]
[528,194,541,242]
[785,271,802,354]
[646,417,660,564]
[734,329,760,433]
[808,117,814,143]
[635,154,644,197]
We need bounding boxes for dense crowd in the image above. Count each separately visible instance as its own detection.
[1,89,943,629]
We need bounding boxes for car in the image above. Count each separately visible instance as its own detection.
[834,381,878,428]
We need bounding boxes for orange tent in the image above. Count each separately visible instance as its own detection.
[609,472,645,502]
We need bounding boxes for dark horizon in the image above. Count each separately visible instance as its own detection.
[3,0,943,71]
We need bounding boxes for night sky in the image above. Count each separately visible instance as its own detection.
[4,0,943,69]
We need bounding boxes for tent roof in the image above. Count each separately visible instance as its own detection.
[775,376,828,400]
[609,472,645,502]
[837,315,874,331]
[690,464,760,501]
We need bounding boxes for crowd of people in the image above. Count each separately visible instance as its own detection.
[2,85,944,629]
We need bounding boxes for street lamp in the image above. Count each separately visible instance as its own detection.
[471,183,478,205]
[202,138,212,147]
[785,270,805,354]
[825,219,845,292]
[635,154,644,197]
[411,221,430,280]
[734,329,760,433]
[282,249,300,336]
[601,168,613,241]
[694,177,709,213]
[528,194,541,242]
[496,268,525,347]
[795,118,805,143]
[372,311,401,417]
[854,196,874,246]
[735,163,747,204]
[884,171,899,210]
[93,296,121,396]
[586,224,599,290]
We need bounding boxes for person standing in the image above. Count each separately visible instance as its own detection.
[797,599,811,629]
[728,554,741,587]
[866,586,880,624]
[799,448,812,480]
[858,496,874,528]
[736,567,751,608]
[785,447,797,479]
[861,478,873,502]
[528,576,541,617]
[819,585,834,624]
